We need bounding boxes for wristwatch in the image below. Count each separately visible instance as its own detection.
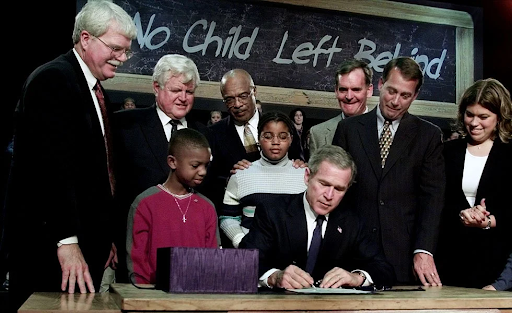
[483,217,491,230]
[357,271,367,286]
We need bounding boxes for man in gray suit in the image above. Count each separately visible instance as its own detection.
[333,57,445,287]
[309,59,373,156]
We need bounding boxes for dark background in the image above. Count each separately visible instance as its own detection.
[0,1,510,305]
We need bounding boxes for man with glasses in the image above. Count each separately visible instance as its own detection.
[6,1,136,312]
[112,54,209,283]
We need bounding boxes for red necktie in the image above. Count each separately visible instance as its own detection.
[94,81,115,195]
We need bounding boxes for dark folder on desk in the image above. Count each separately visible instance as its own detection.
[156,247,259,293]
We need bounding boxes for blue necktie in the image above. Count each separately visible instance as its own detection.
[306,215,325,274]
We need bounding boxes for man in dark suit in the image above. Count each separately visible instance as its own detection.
[240,145,395,289]
[6,2,137,311]
[113,54,208,282]
[332,57,445,286]
[202,69,261,226]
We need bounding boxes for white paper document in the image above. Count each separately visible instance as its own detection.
[286,287,374,294]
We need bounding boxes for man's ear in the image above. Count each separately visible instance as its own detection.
[304,167,311,186]
[168,155,177,170]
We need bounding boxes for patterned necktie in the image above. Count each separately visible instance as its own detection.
[379,120,393,168]
[305,215,325,275]
[94,81,115,195]
[243,123,258,153]
[169,119,181,140]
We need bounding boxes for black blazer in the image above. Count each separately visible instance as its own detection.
[437,138,512,288]
[201,114,260,212]
[332,108,445,283]
[8,49,113,296]
[239,193,395,287]
[112,105,208,281]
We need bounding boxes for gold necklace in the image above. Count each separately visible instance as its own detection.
[159,184,192,223]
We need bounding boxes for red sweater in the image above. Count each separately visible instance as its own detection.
[127,185,219,284]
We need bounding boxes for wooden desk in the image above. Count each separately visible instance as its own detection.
[19,283,512,313]
[111,283,512,313]
[18,292,121,313]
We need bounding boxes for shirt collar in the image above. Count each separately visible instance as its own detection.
[259,152,291,166]
[376,105,400,131]
[341,106,368,119]
[303,192,329,222]
[246,110,259,128]
[73,48,97,91]
[155,105,187,128]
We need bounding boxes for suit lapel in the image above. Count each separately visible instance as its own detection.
[322,209,347,256]
[324,115,342,145]
[226,116,249,159]
[285,194,309,266]
[139,106,169,174]
[476,140,505,202]
[357,110,382,177]
[382,113,417,177]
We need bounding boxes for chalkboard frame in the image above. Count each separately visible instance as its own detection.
[103,0,474,119]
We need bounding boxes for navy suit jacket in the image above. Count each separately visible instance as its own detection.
[239,193,395,287]
[332,108,445,283]
[8,49,113,296]
[437,138,512,288]
[112,105,208,281]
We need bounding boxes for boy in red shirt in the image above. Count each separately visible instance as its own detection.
[127,128,219,284]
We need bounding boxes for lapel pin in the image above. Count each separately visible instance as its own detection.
[337,226,342,233]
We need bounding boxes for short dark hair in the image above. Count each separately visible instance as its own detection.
[335,59,373,87]
[258,111,295,136]
[168,128,210,156]
[382,57,423,93]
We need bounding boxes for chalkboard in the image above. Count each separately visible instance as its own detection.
[97,0,474,118]
[116,0,454,102]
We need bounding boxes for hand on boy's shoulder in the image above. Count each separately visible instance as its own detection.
[291,159,307,168]
[230,159,253,174]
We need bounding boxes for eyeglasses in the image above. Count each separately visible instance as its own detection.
[94,36,133,60]
[260,132,291,142]
[223,88,254,108]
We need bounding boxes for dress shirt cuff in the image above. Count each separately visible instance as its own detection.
[57,236,78,247]
[352,270,373,286]
[259,268,279,288]
[414,249,433,257]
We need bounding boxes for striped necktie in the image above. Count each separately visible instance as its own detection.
[243,123,258,153]
[379,120,393,168]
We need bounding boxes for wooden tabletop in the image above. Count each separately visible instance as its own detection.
[111,283,512,311]
[18,284,512,313]
[18,292,121,313]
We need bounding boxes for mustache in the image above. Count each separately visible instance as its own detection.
[107,60,123,67]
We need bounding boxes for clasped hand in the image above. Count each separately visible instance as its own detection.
[459,198,492,228]
[270,265,361,289]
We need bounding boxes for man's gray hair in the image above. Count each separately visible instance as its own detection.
[72,0,137,44]
[308,145,357,187]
